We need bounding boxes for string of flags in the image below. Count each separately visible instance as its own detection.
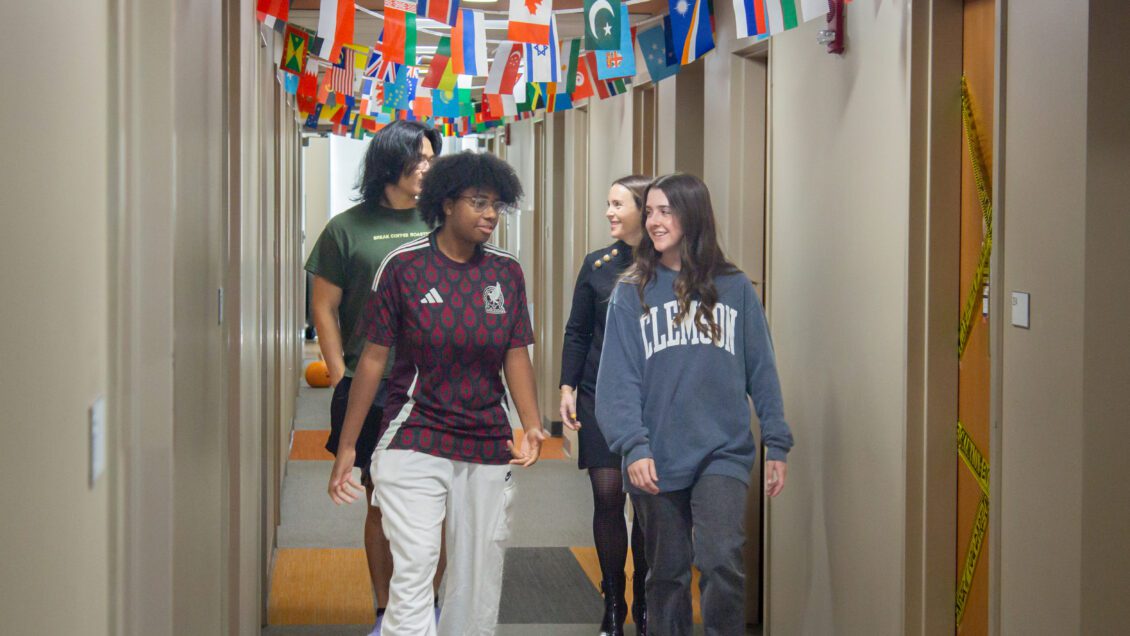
[260,0,832,139]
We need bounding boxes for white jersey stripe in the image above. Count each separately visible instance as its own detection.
[376,365,420,453]
[483,244,519,262]
[371,235,431,292]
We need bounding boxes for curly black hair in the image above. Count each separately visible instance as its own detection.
[416,151,524,228]
[357,120,443,205]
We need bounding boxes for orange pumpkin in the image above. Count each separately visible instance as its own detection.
[305,360,331,388]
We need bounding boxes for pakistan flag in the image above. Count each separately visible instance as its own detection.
[584,0,622,51]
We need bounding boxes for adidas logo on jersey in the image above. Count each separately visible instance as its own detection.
[420,288,444,304]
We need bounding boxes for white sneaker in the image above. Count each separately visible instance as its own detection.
[367,612,383,636]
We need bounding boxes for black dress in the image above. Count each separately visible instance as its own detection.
[560,240,633,469]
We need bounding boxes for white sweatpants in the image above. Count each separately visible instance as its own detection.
[373,449,516,636]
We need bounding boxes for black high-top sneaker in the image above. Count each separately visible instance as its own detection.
[599,576,627,636]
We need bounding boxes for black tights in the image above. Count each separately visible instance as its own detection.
[589,467,648,588]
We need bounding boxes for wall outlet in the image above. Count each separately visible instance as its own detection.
[1010,291,1031,329]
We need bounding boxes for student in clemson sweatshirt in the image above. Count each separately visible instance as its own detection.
[595,173,794,636]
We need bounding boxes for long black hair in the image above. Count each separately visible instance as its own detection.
[624,173,739,341]
[357,120,443,205]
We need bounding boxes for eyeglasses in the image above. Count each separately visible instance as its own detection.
[413,155,433,171]
[457,195,520,216]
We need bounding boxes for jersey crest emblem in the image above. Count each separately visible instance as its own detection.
[483,282,507,315]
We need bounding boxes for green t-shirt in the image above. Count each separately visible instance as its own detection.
[305,201,432,377]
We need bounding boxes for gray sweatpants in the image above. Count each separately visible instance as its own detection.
[632,474,749,636]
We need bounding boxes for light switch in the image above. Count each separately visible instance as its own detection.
[90,396,106,487]
[1010,291,1030,329]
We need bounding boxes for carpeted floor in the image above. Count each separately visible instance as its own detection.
[267,351,758,634]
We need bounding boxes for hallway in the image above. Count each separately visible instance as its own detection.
[262,347,736,634]
[4,1,1130,635]
[261,347,745,636]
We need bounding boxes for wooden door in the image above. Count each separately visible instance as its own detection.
[956,1,995,633]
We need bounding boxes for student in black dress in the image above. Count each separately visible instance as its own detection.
[559,175,652,636]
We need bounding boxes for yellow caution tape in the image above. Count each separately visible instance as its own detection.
[955,493,989,624]
[958,77,994,359]
[957,420,990,497]
[955,417,990,624]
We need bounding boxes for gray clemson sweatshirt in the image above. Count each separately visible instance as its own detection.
[595,265,793,494]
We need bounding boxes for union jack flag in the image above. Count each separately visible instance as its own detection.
[331,47,357,96]
[364,46,399,83]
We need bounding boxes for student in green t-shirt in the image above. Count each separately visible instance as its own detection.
[304,120,443,632]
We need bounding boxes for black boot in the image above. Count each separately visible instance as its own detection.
[631,573,648,636]
[599,576,627,636]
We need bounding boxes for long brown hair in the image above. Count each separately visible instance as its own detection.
[623,173,739,341]
[610,174,652,215]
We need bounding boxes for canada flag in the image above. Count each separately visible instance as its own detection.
[507,0,554,45]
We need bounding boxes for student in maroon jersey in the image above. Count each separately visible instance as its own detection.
[305,120,443,634]
[559,175,652,636]
[328,151,547,636]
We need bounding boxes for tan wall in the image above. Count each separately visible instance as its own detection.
[997,3,1086,632]
[765,6,912,633]
[0,1,112,633]
[1000,0,1130,631]
[1081,2,1130,630]
[303,137,331,263]
[172,0,227,633]
[585,96,634,251]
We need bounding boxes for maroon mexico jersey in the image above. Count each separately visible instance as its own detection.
[360,232,535,464]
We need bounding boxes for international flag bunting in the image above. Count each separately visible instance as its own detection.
[316,0,355,62]
[482,94,505,121]
[278,71,296,94]
[595,5,634,79]
[297,68,320,114]
[331,46,357,96]
[572,51,596,101]
[257,0,289,32]
[459,89,476,116]
[333,98,356,136]
[281,25,310,76]
[551,82,574,112]
[383,1,419,65]
[516,83,535,113]
[384,65,416,111]
[437,59,458,91]
[563,39,582,95]
[304,104,324,130]
[637,22,681,83]
[584,0,621,51]
[412,89,432,117]
[451,9,488,76]
[418,0,461,26]
[507,0,553,45]
[484,42,525,96]
[422,36,452,89]
[764,0,800,34]
[800,0,826,23]
[523,14,561,81]
[733,0,768,39]
[586,52,626,99]
[632,27,650,83]
[365,39,400,83]
[668,0,715,64]
[317,68,333,104]
[433,89,461,118]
